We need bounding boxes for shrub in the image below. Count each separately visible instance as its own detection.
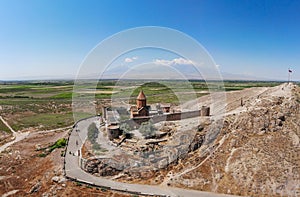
[120,123,131,134]
[139,121,156,138]
[101,187,107,192]
[49,138,67,152]
[92,143,101,150]
[38,153,47,157]
[87,122,99,144]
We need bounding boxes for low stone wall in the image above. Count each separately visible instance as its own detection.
[122,107,209,127]
[124,117,151,127]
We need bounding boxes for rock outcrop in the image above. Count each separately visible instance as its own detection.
[167,83,300,197]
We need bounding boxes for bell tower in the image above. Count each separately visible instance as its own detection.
[136,90,146,109]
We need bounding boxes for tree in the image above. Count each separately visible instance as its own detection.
[120,123,131,133]
[87,122,98,144]
[120,123,134,138]
[92,143,101,151]
[139,121,156,138]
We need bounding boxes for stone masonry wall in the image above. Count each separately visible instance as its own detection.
[123,108,208,127]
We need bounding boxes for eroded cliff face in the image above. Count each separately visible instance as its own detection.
[166,83,300,196]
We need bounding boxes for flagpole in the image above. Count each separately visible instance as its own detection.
[288,68,290,84]
[288,68,292,84]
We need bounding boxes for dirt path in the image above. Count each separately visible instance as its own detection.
[0,132,29,153]
[0,116,16,134]
[34,125,73,134]
[0,116,30,153]
[0,116,72,153]
[183,83,293,116]
[162,83,294,186]
[2,189,19,197]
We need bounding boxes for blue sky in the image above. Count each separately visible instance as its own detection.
[0,0,299,81]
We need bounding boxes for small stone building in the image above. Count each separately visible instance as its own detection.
[107,124,121,140]
[201,106,210,116]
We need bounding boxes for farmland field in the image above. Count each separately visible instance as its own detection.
[0,79,298,197]
[0,80,284,134]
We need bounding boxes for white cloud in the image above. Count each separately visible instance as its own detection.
[124,56,138,63]
[125,58,133,63]
[154,57,194,66]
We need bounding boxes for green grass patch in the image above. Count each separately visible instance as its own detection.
[49,138,67,152]
[223,81,281,90]
[37,138,67,157]
[95,93,112,99]
[11,112,74,131]
[0,82,74,99]
[0,86,33,93]
[50,92,73,99]
[0,119,11,133]
[38,153,47,157]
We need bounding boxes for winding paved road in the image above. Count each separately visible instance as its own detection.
[64,116,237,197]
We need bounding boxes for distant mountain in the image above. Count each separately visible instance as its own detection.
[220,72,276,81]
[0,65,283,82]
[0,74,76,81]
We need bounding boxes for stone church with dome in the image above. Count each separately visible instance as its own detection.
[130,90,150,118]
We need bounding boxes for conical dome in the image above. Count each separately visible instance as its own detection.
[137,90,146,100]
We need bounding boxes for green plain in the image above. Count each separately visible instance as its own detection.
[0,80,286,131]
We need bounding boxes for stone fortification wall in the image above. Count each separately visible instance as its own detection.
[123,107,209,127]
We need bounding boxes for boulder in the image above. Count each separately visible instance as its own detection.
[29,181,41,193]
[51,176,60,183]
[277,114,285,121]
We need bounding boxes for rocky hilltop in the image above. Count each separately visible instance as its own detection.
[80,83,300,197]
[163,83,300,196]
